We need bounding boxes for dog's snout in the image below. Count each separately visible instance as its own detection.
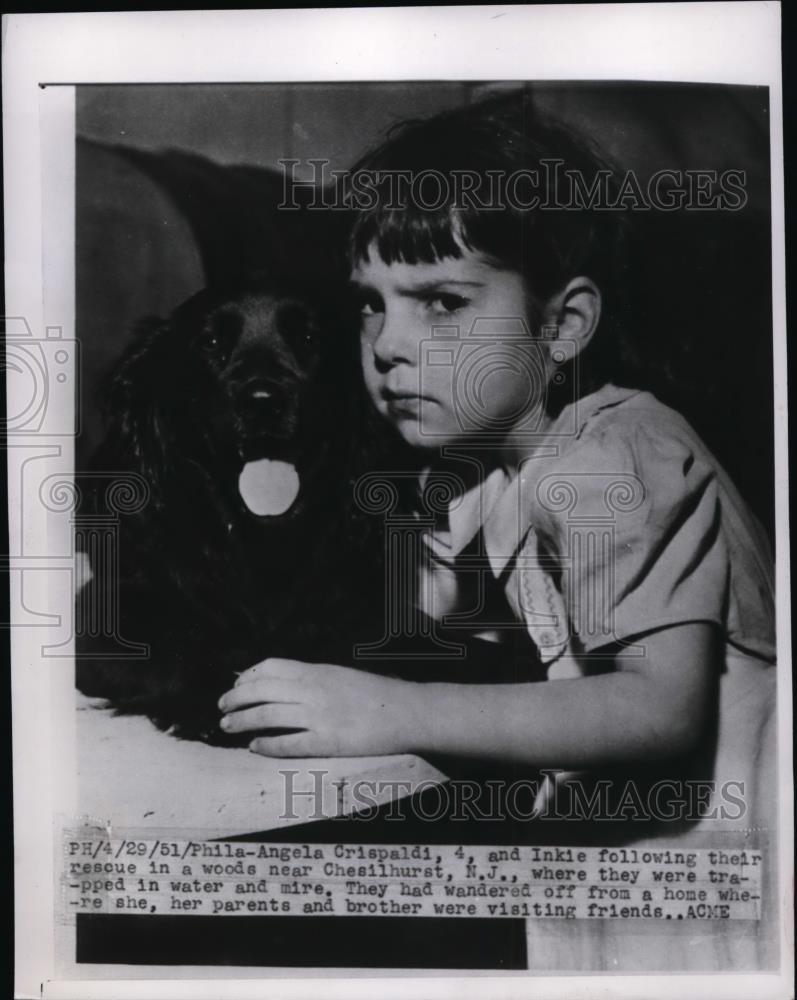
[237,377,287,405]
[233,371,303,459]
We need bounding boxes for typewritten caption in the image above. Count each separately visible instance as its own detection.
[62,833,762,921]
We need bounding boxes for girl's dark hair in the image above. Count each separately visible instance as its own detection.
[346,88,641,403]
[342,88,774,540]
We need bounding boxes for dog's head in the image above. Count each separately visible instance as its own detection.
[96,282,354,502]
[174,286,327,463]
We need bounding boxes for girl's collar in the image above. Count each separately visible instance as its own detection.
[415,385,644,572]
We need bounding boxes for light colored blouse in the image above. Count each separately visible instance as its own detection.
[417,384,776,833]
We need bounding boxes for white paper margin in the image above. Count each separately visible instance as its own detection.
[3,5,792,1000]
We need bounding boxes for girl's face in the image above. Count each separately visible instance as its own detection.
[352,243,554,452]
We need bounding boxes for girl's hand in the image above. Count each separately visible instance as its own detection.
[217,658,424,758]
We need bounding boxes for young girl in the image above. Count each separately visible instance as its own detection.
[218,92,776,827]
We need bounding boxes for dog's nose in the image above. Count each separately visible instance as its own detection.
[239,378,283,403]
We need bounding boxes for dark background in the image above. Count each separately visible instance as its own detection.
[76,81,775,538]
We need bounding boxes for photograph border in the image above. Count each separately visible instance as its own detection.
[4,6,792,999]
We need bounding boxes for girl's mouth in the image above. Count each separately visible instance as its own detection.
[384,394,430,417]
[381,387,434,404]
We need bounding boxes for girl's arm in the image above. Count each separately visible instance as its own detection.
[218,621,718,767]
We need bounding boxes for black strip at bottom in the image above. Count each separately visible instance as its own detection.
[76,912,527,969]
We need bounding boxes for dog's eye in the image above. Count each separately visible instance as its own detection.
[200,316,239,364]
[278,303,319,352]
[201,331,228,361]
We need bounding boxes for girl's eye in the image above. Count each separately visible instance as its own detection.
[356,291,384,317]
[426,293,469,315]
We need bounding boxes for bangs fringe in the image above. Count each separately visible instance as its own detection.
[349,204,478,267]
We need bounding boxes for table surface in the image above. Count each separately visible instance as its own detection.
[76,696,446,839]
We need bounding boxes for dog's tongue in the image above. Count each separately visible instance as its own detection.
[239,459,300,517]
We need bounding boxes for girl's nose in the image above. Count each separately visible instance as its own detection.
[371,309,417,368]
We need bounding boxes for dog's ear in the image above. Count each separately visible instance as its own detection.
[95,315,211,496]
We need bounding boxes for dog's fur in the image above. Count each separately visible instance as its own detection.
[76,278,400,741]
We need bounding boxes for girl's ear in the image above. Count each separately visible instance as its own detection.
[542,277,602,363]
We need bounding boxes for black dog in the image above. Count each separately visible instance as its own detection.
[75,278,402,741]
